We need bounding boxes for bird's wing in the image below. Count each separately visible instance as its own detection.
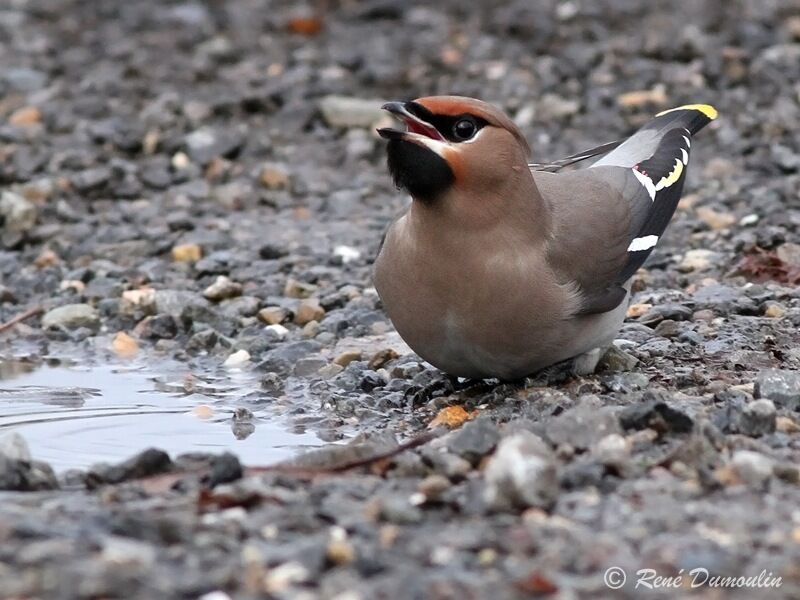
[528,139,622,172]
[537,104,717,316]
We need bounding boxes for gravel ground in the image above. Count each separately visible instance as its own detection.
[2,0,800,598]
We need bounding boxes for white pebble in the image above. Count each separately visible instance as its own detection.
[330,592,363,600]
[430,546,455,565]
[264,561,309,592]
[408,492,427,506]
[171,152,190,170]
[556,0,579,20]
[731,450,774,487]
[333,244,361,263]
[739,213,759,226]
[198,593,233,600]
[223,349,250,367]
[0,432,32,462]
[265,324,289,338]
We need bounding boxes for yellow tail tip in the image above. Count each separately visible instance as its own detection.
[656,104,718,120]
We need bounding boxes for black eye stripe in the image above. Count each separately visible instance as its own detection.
[406,102,487,143]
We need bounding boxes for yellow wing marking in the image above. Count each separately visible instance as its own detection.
[654,158,684,191]
[656,104,718,120]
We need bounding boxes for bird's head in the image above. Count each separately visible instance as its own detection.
[378,96,531,203]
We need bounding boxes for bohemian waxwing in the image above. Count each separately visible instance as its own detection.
[374,96,717,380]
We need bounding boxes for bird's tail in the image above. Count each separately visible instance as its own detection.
[592,103,717,170]
[649,104,718,135]
[589,103,718,283]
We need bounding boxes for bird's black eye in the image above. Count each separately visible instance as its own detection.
[452,118,477,141]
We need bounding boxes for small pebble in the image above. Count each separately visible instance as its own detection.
[318,363,343,378]
[484,431,559,511]
[0,191,37,234]
[333,350,362,367]
[259,163,290,189]
[284,278,317,299]
[369,349,399,370]
[34,248,60,268]
[739,399,776,436]
[626,303,652,318]
[776,416,800,433]
[198,593,232,600]
[0,432,32,462]
[679,249,720,272]
[592,433,630,466]
[172,243,202,263]
[597,345,638,372]
[112,331,140,358]
[171,152,191,170]
[9,106,42,127]
[730,450,774,488]
[326,537,355,566]
[121,288,157,314]
[265,324,289,338]
[59,279,84,293]
[192,405,214,419]
[41,304,100,331]
[754,369,800,411]
[294,299,325,325]
[302,320,320,337]
[763,302,786,318]
[263,562,309,593]
[477,548,498,566]
[333,245,361,264]
[417,474,451,502]
[258,306,289,325]
[446,418,500,465]
[379,496,423,525]
[617,85,668,109]
[223,349,251,367]
[739,213,759,226]
[203,275,243,301]
[696,206,736,230]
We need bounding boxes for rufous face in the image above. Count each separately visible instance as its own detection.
[378,96,530,202]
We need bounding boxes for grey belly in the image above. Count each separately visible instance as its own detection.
[417,293,629,380]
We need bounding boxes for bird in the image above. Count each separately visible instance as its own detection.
[373,96,717,380]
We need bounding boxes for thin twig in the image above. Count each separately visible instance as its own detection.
[245,429,440,476]
[122,429,442,495]
[0,306,43,333]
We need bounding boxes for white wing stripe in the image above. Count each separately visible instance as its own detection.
[627,235,659,252]
[632,168,656,201]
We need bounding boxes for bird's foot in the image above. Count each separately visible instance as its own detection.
[404,373,457,407]
[525,363,572,386]
[525,347,605,386]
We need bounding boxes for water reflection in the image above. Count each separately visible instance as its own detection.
[0,357,324,471]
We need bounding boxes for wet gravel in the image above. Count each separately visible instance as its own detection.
[1,0,800,598]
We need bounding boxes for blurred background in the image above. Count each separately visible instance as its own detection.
[3,0,799,201]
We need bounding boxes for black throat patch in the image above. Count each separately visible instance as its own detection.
[386,139,454,202]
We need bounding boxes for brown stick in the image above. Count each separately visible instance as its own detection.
[135,430,441,495]
[245,429,439,477]
[0,306,43,333]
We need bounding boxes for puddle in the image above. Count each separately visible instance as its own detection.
[0,358,327,472]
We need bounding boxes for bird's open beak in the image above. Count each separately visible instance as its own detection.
[377,102,446,142]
